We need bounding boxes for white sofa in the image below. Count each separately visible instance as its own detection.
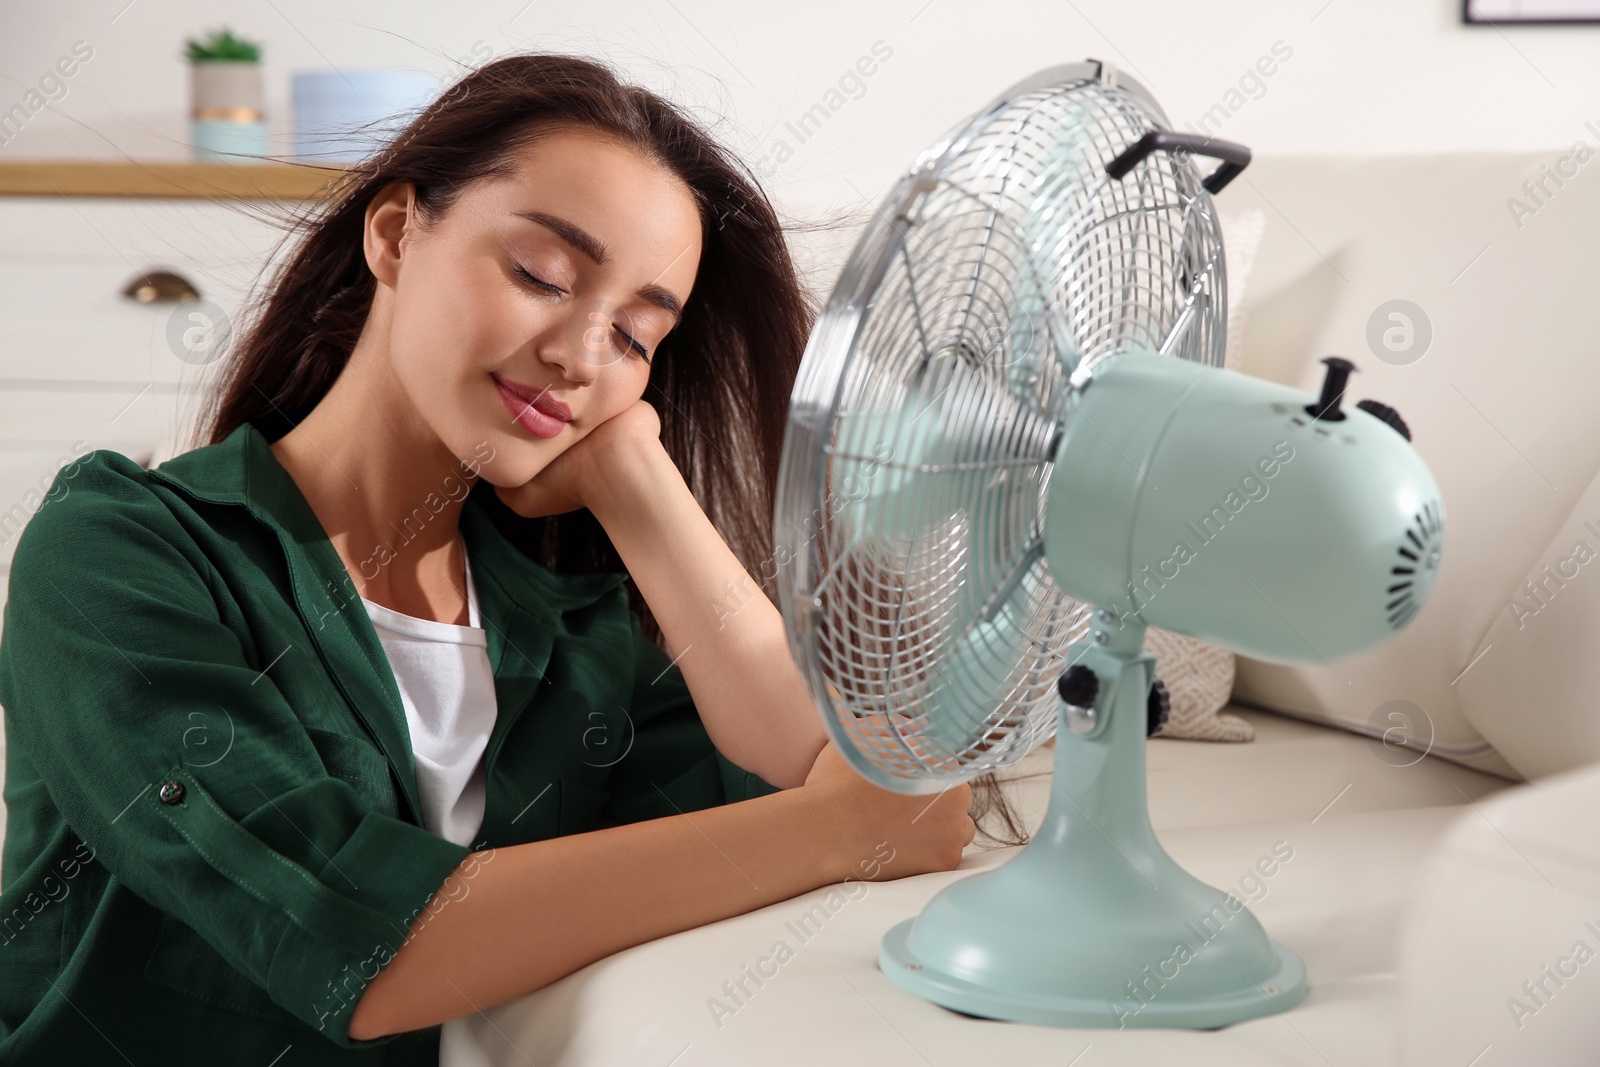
[440,708,1517,1067]
[3,150,1598,1065]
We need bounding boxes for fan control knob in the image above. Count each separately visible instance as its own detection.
[1057,664,1099,733]
[1305,355,1357,422]
[1148,677,1171,737]
[1355,398,1411,441]
[1058,664,1098,707]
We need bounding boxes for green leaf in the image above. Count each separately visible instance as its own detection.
[184,26,262,63]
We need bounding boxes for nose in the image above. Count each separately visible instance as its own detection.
[537,305,609,386]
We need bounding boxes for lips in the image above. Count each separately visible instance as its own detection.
[492,374,571,439]
[493,374,572,421]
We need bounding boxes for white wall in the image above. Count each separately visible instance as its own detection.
[4,0,1599,217]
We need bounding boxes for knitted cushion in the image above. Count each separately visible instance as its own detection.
[1145,624,1252,742]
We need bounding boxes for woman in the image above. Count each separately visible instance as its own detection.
[0,53,1029,1063]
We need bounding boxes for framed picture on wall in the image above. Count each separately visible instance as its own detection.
[1465,0,1600,21]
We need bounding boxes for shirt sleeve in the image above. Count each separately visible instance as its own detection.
[0,460,472,1049]
[600,610,783,826]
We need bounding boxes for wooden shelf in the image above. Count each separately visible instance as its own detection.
[0,159,348,200]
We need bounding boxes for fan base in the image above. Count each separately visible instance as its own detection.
[880,918,1306,1028]
[874,622,1310,1029]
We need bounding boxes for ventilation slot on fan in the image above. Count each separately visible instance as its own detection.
[1388,498,1444,630]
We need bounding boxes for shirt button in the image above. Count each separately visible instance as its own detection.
[158,780,186,805]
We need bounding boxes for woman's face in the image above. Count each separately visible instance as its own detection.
[376,125,703,488]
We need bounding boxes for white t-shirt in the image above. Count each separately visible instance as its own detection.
[359,539,497,850]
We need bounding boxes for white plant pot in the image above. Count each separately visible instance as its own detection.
[189,59,266,163]
[190,59,263,119]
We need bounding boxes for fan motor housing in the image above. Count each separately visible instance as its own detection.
[1044,351,1445,664]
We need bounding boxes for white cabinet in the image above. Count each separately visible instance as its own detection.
[0,194,294,611]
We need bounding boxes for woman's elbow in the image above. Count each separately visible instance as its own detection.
[347,982,392,1041]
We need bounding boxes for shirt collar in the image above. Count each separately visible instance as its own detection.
[145,419,631,833]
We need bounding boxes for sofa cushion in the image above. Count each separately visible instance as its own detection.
[1396,757,1600,1063]
[1455,459,1600,778]
[1216,153,1600,783]
[1146,624,1252,742]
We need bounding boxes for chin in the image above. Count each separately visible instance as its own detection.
[467,437,559,491]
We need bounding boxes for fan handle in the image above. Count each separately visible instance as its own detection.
[1105,130,1252,194]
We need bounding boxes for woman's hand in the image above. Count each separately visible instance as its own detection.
[494,399,662,519]
[803,738,976,882]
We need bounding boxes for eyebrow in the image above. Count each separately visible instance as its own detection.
[510,209,686,324]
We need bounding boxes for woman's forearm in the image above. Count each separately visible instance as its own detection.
[349,785,854,1040]
[585,437,827,788]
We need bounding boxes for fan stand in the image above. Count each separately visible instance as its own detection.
[879,614,1307,1028]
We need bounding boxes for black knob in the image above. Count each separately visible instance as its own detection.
[1057,664,1099,708]
[1305,356,1357,422]
[1147,678,1171,737]
[1355,398,1411,441]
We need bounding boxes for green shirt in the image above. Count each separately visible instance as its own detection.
[0,420,781,1064]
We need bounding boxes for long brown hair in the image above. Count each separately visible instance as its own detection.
[198,51,1033,848]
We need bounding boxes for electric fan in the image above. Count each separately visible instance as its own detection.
[773,59,1444,1029]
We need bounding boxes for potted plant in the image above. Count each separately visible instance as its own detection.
[185,27,266,164]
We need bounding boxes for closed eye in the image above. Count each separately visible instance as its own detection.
[512,264,564,296]
[512,266,652,363]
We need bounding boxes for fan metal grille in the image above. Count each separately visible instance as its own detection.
[777,64,1229,790]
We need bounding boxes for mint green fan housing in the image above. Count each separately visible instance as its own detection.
[773,59,1444,1029]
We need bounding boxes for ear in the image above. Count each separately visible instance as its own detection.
[364,182,417,290]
